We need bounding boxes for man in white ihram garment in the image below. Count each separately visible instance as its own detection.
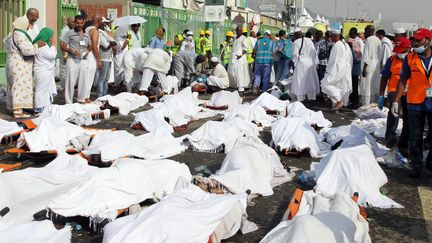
[139,49,174,95]
[291,29,320,101]
[121,48,153,92]
[113,26,130,86]
[228,26,250,94]
[26,8,40,40]
[376,29,393,67]
[207,57,229,90]
[321,29,353,111]
[360,25,382,105]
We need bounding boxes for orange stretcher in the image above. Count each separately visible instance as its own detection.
[284,189,367,220]
[1,120,37,144]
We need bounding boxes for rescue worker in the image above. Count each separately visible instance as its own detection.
[379,37,411,148]
[220,31,234,69]
[195,30,205,56]
[252,30,276,93]
[172,29,189,55]
[204,29,212,59]
[393,28,432,178]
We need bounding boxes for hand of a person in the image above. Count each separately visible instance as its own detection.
[36,41,46,47]
[362,68,367,78]
[97,60,102,70]
[391,102,399,117]
[378,96,384,110]
[73,50,81,58]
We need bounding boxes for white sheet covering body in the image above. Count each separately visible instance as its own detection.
[223,104,275,128]
[41,103,101,121]
[94,92,149,115]
[103,185,247,243]
[185,118,259,153]
[286,101,332,128]
[0,154,93,228]
[272,117,330,158]
[320,40,353,105]
[83,130,187,161]
[250,92,289,113]
[211,137,292,196]
[0,220,71,243]
[48,158,192,220]
[207,90,242,109]
[0,119,21,139]
[17,116,96,152]
[312,145,402,208]
[260,191,371,243]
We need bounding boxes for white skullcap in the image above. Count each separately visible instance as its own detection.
[357,28,365,34]
[394,28,406,34]
[264,30,271,35]
[331,29,341,34]
[102,17,111,23]
[210,56,219,62]
[187,31,194,36]
[294,27,302,33]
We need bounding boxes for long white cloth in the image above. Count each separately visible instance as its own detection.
[83,130,187,162]
[211,137,292,196]
[250,92,290,113]
[381,37,393,66]
[286,101,332,128]
[291,38,319,101]
[323,125,388,157]
[48,158,192,220]
[185,118,259,153]
[228,35,250,91]
[223,104,276,128]
[0,119,21,139]
[122,48,152,90]
[103,184,247,243]
[17,116,96,152]
[41,103,101,122]
[360,36,382,104]
[312,145,403,208]
[34,45,57,109]
[0,220,71,243]
[94,92,149,116]
[207,90,242,109]
[208,63,229,89]
[272,117,330,158]
[321,41,353,105]
[260,191,371,243]
[0,154,93,228]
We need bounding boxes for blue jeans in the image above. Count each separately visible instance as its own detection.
[97,61,111,97]
[408,109,432,170]
[254,64,272,91]
[275,58,289,83]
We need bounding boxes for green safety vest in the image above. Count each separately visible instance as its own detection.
[195,36,205,55]
[203,37,211,53]
[245,37,254,64]
[128,30,141,48]
[221,41,232,65]
[171,33,183,55]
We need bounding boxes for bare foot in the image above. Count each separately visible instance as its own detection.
[331,101,343,111]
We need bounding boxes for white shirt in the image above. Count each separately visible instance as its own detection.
[381,37,393,66]
[27,22,40,40]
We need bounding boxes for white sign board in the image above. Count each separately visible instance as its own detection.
[205,5,226,22]
[107,9,118,20]
[260,11,277,18]
[393,22,419,31]
[258,4,276,11]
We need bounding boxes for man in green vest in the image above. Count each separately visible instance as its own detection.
[243,28,256,82]
[195,30,205,55]
[220,31,234,69]
[172,29,189,55]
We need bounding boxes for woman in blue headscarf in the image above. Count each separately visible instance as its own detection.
[33,27,57,114]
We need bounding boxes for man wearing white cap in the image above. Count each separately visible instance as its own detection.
[291,28,320,101]
[180,31,195,52]
[394,28,407,39]
[321,29,353,111]
[207,57,229,90]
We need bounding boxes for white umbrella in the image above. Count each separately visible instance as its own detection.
[112,16,147,27]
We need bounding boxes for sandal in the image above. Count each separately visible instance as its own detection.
[13,112,30,118]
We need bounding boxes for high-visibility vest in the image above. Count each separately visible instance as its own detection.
[387,55,403,93]
[406,52,432,104]
[255,37,274,65]
[171,33,183,55]
[203,37,211,53]
[245,37,254,64]
[195,36,204,55]
[128,30,141,48]
[221,41,231,65]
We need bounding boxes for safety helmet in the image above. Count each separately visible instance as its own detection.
[226,31,234,37]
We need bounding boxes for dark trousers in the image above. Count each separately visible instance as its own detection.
[408,109,432,170]
[397,96,409,152]
[385,92,399,140]
[317,64,326,81]
[350,75,360,106]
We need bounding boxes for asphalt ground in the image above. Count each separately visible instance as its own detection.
[1,90,431,243]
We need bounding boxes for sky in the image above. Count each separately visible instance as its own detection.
[250,0,432,28]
